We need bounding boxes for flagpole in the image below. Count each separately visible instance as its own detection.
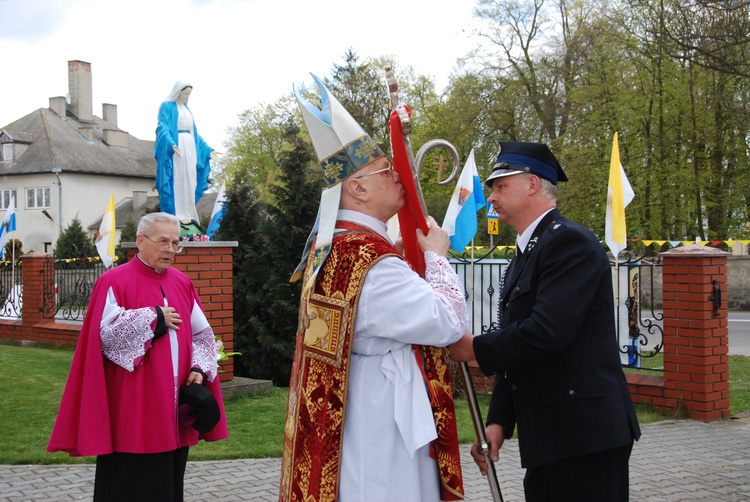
[614,251,619,343]
[470,239,475,303]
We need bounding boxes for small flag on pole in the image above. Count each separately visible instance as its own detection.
[605,132,635,258]
[206,182,227,239]
[0,195,17,260]
[443,149,487,253]
[95,194,116,268]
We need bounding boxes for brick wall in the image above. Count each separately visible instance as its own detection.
[626,244,731,420]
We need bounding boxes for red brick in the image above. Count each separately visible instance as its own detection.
[663,283,690,293]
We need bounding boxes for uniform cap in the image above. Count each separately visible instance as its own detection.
[485,142,567,186]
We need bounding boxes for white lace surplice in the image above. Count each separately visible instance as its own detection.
[100,287,218,382]
[100,287,157,372]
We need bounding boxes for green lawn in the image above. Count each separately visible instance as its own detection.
[1,343,748,464]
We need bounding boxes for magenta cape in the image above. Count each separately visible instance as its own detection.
[47,258,228,457]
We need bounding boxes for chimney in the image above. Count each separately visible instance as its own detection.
[133,191,147,210]
[103,129,129,148]
[102,103,117,127]
[49,96,66,117]
[78,126,94,141]
[68,60,93,123]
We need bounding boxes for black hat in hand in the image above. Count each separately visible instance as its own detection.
[178,384,220,433]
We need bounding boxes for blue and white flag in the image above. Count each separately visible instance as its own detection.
[443,149,487,253]
[0,195,17,260]
[206,183,227,239]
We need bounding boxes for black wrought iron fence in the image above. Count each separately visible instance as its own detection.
[41,256,109,321]
[613,252,665,372]
[0,260,22,318]
[450,249,513,336]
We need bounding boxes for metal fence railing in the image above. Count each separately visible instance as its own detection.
[0,261,22,319]
[41,257,109,322]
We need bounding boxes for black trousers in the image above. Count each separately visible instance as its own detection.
[94,447,189,502]
[523,442,633,502]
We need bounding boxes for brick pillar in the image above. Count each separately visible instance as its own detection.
[127,241,238,382]
[660,244,730,421]
[20,252,54,324]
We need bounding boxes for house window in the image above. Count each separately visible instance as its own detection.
[2,144,12,161]
[0,189,16,210]
[27,187,51,209]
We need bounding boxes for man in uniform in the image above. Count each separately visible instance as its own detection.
[450,142,641,502]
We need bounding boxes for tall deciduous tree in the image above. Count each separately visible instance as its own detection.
[222,96,298,206]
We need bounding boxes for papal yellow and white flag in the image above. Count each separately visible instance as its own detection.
[605,132,635,258]
[95,194,116,268]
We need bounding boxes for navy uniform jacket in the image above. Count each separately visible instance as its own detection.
[474,209,641,468]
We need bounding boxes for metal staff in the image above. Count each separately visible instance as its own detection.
[384,66,504,502]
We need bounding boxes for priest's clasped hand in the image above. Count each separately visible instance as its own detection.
[160,305,182,331]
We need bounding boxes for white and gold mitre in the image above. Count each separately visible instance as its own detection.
[290,74,386,285]
[295,74,385,186]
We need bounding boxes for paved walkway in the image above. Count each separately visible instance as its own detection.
[1,412,749,501]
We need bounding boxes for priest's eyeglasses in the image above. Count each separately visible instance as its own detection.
[143,234,183,253]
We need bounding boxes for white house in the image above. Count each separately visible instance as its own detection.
[0,60,160,254]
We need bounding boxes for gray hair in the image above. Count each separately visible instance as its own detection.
[519,173,558,201]
[137,212,180,236]
[538,177,558,201]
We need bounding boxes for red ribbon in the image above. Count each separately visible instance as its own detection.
[389,105,428,278]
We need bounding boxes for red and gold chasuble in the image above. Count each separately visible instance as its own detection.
[279,227,464,502]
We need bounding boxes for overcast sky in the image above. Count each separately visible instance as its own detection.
[0,0,482,151]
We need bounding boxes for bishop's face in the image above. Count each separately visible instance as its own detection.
[355,157,405,221]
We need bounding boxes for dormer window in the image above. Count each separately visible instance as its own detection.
[2,143,12,161]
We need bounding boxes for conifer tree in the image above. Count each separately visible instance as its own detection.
[214,170,265,378]
[115,218,138,264]
[53,217,96,260]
